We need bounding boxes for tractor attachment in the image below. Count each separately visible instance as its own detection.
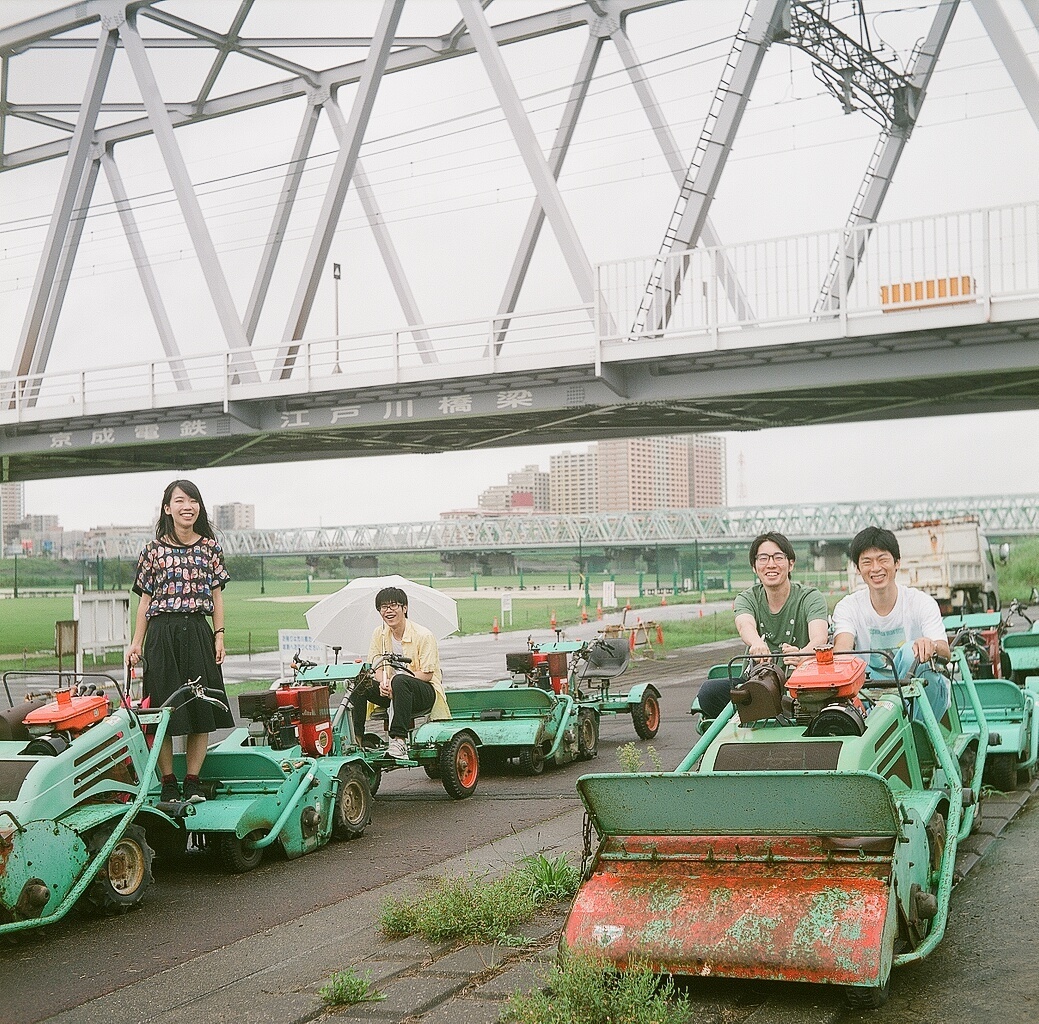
[565,649,966,1007]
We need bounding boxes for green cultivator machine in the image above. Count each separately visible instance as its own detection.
[0,674,209,933]
[565,648,985,1007]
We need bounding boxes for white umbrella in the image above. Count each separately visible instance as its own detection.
[304,574,458,657]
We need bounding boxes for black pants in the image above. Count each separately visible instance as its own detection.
[696,675,736,718]
[352,673,436,740]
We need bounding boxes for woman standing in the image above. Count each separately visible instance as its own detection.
[127,479,234,802]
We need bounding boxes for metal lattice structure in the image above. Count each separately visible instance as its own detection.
[82,493,1039,558]
[2,1,1039,484]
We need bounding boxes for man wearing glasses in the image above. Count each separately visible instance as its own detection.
[353,586,450,760]
[832,526,950,720]
[697,532,829,718]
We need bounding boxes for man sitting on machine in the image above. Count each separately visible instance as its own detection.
[697,532,829,719]
[832,526,950,721]
[352,586,451,761]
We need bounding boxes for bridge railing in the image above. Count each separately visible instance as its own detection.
[2,202,1036,423]
[596,200,1039,341]
[0,304,595,422]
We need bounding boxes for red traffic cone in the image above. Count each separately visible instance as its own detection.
[581,606,589,623]
[656,624,665,646]
[596,602,603,620]
[660,595,667,606]
[550,609,557,629]
[624,598,632,612]
[628,628,636,652]
[698,606,704,618]
[492,617,500,637]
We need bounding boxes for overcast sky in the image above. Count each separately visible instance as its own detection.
[2,0,1037,530]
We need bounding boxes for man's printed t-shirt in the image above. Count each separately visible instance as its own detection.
[831,584,945,673]
[733,581,828,652]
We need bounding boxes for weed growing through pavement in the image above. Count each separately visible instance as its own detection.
[500,951,693,1024]
[618,742,663,772]
[381,855,579,945]
[318,967,385,1006]
[520,853,579,903]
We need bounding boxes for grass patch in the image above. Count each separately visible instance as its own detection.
[501,952,693,1024]
[381,855,579,946]
[318,967,385,1006]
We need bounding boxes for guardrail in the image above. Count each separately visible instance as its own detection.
[2,201,1037,425]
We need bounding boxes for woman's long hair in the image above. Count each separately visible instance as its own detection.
[155,479,215,542]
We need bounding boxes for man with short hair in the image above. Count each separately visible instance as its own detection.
[832,526,950,720]
[697,532,829,718]
[352,586,451,760]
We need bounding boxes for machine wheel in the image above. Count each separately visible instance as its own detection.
[423,762,442,780]
[519,744,546,776]
[439,734,479,799]
[843,977,890,1009]
[577,709,599,760]
[632,691,661,739]
[369,765,383,796]
[985,752,1019,792]
[332,764,372,840]
[217,830,265,873]
[85,823,154,914]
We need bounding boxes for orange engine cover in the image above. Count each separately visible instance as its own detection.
[23,690,109,735]
[786,651,867,702]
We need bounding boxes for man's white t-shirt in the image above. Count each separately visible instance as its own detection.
[831,584,945,673]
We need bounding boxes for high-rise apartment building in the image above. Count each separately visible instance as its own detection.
[596,436,690,512]
[479,464,548,512]
[0,482,25,549]
[212,502,255,531]
[549,450,598,514]
[687,434,727,507]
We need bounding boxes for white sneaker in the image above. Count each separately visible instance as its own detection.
[386,737,409,760]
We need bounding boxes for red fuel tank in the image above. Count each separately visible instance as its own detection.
[24,690,109,735]
[786,649,867,702]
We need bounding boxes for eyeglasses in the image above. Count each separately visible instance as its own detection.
[754,552,789,565]
[378,602,404,611]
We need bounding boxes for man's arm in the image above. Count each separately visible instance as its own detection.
[909,589,950,663]
[791,617,830,654]
[735,613,771,656]
[832,631,855,653]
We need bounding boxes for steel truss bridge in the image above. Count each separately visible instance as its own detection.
[2,1,1039,482]
[84,493,1039,559]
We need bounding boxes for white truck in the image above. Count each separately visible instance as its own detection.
[847,517,1000,614]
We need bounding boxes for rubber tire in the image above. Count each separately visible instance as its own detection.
[369,765,383,796]
[519,744,546,776]
[331,764,372,840]
[85,823,154,914]
[423,762,442,780]
[632,691,661,739]
[844,975,890,1009]
[217,830,265,873]
[577,709,599,760]
[985,752,1018,792]
[439,733,480,799]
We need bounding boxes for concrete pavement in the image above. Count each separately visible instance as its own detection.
[41,773,1038,1024]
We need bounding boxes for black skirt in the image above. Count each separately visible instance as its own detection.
[142,613,235,736]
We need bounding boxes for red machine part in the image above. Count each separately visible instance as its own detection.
[786,649,867,703]
[273,684,332,757]
[531,651,569,695]
[564,834,894,986]
[23,690,109,735]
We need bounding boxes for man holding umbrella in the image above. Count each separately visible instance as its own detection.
[354,586,452,760]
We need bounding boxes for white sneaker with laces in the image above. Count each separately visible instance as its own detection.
[386,736,409,760]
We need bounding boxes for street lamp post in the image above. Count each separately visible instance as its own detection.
[332,262,342,373]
